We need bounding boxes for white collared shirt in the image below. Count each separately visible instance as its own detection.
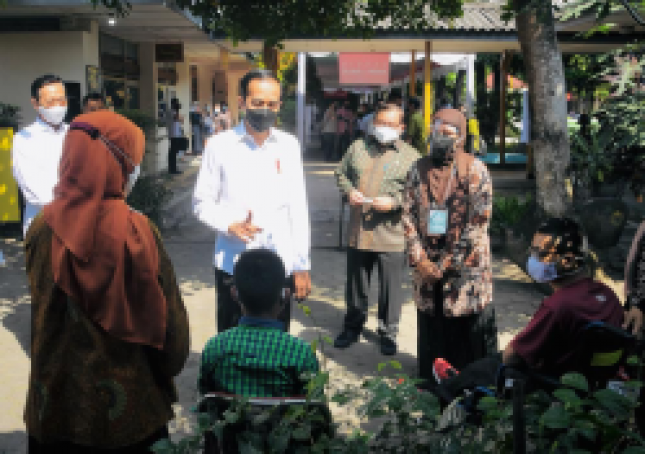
[12,118,68,235]
[193,121,311,275]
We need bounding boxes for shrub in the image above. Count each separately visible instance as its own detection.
[126,175,171,227]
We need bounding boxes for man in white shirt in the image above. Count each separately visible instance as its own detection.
[193,69,312,333]
[12,74,69,237]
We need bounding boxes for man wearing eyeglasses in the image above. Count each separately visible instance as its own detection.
[333,103,421,356]
[402,108,496,384]
[193,69,312,333]
[12,74,68,236]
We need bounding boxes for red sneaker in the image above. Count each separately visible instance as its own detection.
[433,358,459,383]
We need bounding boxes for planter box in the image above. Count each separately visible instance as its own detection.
[0,127,21,224]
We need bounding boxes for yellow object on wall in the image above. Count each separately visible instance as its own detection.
[468,118,480,152]
[0,128,21,223]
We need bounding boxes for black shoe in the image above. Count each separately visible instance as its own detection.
[334,329,360,349]
[170,170,183,175]
[380,336,397,356]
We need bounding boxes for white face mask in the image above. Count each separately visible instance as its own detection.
[39,105,67,126]
[372,125,401,145]
[124,164,141,196]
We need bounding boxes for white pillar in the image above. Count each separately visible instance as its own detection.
[297,52,306,150]
[466,54,475,115]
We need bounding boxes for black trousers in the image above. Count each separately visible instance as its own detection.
[417,284,498,382]
[168,137,182,173]
[343,248,405,339]
[215,269,293,333]
[337,133,350,160]
[322,133,336,161]
[28,426,169,454]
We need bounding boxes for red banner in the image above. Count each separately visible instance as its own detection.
[338,53,390,85]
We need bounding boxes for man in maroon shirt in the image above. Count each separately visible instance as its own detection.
[431,218,625,398]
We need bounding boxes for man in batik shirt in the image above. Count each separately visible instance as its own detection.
[402,108,497,383]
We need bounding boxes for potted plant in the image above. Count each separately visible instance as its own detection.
[568,98,643,249]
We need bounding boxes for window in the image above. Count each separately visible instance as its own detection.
[99,33,140,108]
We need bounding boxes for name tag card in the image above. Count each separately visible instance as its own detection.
[427,209,448,235]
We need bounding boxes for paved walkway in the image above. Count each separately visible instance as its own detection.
[0,158,558,451]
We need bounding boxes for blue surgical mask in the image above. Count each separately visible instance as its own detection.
[526,256,559,283]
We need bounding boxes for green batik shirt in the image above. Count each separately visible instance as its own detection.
[199,317,319,397]
[335,137,421,252]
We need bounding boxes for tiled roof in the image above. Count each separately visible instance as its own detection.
[372,3,515,34]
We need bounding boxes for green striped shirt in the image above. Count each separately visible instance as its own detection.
[199,317,319,397]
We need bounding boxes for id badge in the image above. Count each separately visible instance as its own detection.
[427,209,448,235]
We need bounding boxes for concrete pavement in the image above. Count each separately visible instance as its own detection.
[0,157,559,451]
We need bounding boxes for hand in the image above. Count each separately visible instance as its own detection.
[349,190,365,206]
[417,258,443,283]
[228,211,262,243]
[371,196,394,212]
[293,271,312,301]
[623,307,644,337]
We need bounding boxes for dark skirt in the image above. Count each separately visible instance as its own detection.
[28,426,169,454]
[417,283,498,382]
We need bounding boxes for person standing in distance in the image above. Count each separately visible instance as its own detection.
[193,69,312,333]
[334,103,421,355]
[12,74,69,237]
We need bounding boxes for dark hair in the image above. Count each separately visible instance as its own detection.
[534,217,587,274]
[374,102,404,123]
[408,97,421,110]
[170,98,181,110]
[31,74,63,100]
[240,69,281,99]
[82,92,105,107]
[233,249,286,315]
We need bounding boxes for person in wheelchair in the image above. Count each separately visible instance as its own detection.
[199,249,320,398]
[432,217,625,404]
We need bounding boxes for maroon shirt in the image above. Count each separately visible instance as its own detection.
[511,278,624,377]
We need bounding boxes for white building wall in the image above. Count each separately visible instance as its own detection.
[0,31,88,126]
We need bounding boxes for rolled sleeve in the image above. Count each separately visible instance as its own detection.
[192,143,246,234]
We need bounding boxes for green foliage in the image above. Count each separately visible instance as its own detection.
[126,175,171,227]
[490,194,534,235]
[0,102,21,129]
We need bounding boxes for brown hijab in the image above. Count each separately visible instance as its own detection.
[43,110,167,349]
[425,108,473,203]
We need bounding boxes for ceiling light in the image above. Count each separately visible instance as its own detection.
[108,14,116,26]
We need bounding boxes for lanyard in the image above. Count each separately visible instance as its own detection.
[436,163,457,209]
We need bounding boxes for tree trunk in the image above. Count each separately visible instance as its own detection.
[515,1,570,216]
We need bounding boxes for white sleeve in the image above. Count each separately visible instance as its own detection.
[11,135,46,207]
[192,140,246,234]
[288,138,311,272]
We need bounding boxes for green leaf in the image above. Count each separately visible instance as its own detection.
[623,448,645,454]
[377,362,387,373]
[291,425,312,441]
[553,388,583,406]
[561,373,589,392]
[150,438,173,453]
[541,404,571,429]
[593,388,634,416]
[322,336,333,345]
[389,360,402,370]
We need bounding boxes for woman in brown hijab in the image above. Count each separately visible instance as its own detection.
[25,110,190,453]
[402,108,496,385]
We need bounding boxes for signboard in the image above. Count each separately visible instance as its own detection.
[155,43,184,63]
[0,128,21,223]
[338,53,390,85]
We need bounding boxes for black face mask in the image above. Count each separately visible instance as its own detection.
[245,108,278,132]
[430,135,457,165]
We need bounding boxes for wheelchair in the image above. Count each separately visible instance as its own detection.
[197,392,333,453]
[432,321,638,453]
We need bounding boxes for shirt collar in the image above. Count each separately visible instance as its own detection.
[238,316,285,330]
[236,121,279,145]
[35,117,68,134]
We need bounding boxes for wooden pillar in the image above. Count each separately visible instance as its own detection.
[500,50,510,165]
[423,41,433,133]
[409,51,417,97]
[262,44,279,74]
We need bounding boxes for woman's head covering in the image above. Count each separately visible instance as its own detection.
[432,108,468,156]
[43,110,167,349]
[424,108,473,206]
